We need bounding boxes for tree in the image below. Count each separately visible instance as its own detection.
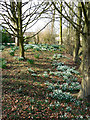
[16,0,24,57]
[39,26,56,44]
[59,1,62,45]
[73,2,82,64]
[10,0,19,46]
[52,1,90,98]
[51,6,55,34]
[78,2,90,98]
[0,0,51,58]
[51,8,56,44]
[51,6,56,44]
[67,2,75,55]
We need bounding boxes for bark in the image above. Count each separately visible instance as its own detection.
[59,1,62,45]
[51,7,55,44]
[78,3,90,98]
[37,34,39,44]
[51,8,55,33]
[73,3,82,64]
[10,1,19,46]
[14,21,19,46]
[73,2,82,64]
[70,2,74,31]
[15,37,19,46]
[19,36,24,58]
[73,30,80,63]
[17,0,24,58]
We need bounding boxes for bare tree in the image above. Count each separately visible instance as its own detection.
[52,1,90,98]
[73,2,82,64]
[59,1,62,45]
[0,0,51,58]
[10,0,19,46]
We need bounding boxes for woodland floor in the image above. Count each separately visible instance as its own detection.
[1,44,90,120]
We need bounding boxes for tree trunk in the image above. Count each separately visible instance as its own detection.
[15,37,19,46]
[37,34,39,44]
[73,30,80,63]
[17,0,24,58]
[10,1,19,46]
[51,7,55,44]
[59,1,62,45]
[51,8,55,33]
[19,36,24,58]
[73,2,82,64]
[15,22,19,46]
[78,3,90,98]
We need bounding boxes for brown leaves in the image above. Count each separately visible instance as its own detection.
[15,100,18,103]
[11,105,17,111]
[2,46,90,119]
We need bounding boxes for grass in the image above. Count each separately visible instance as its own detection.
[2,45,90,119]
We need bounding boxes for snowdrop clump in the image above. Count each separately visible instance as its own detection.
[24,44,63,52]
[52,61,80,75]
[31,73,37,77]
[43,71,49,78]
[51,61,80,81]
[65,106,72,112]
[49,89,73,102]
[28,68,34,73]
[60,82,81,91]
[49,71,62,77]
[0,45,5,51]
[53,54,65,59]
[45,81,54,88]
[57,65,70,71]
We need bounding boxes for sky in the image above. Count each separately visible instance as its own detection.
[0,0,68,34]
[22,0,60,33]
[1,0,88,34]
[0,0,75,34]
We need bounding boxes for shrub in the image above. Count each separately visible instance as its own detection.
[0,45,5,51]
[0,58,7,69]
[39,27,57,45]
[9,50,15,56]
[1,29,12,44]
[34,53,40,59]
[18,57,24,61]
[27,59,34,64]
[9,46,19,56]
[13,46,19,51]
[11,46,19,51]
